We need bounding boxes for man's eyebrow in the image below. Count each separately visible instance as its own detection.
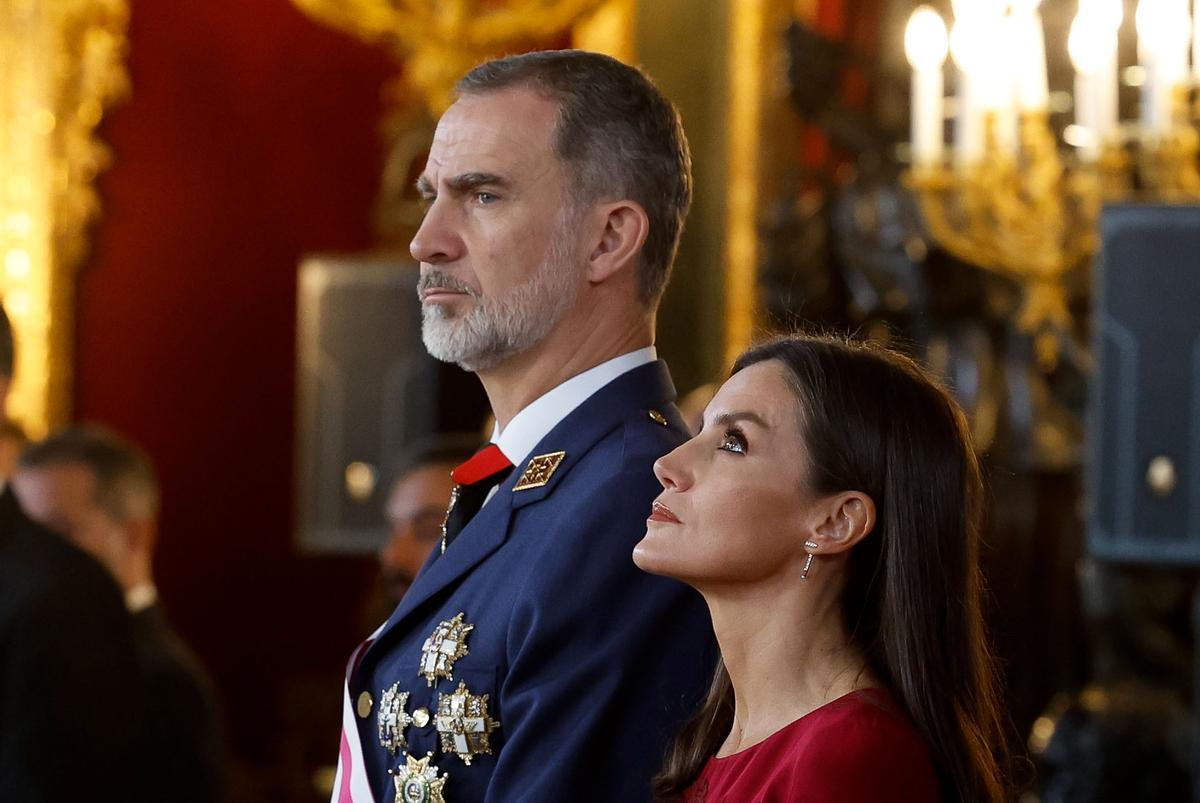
[446,172,510,192]
[705,411,770,431]
[415,172,510,198]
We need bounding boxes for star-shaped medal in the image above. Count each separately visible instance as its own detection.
[418,612,474,686]
[390,752,448,803]
[436,680,500,766]
[377,683,414,756]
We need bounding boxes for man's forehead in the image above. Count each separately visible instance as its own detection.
[424,89,559,179]
[25,462,95,492]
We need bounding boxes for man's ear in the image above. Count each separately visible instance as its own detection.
[126,516,158,556]
[806,492,876,554]
[585,200,649,284]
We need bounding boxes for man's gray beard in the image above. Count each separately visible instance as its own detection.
[420,228,580,372]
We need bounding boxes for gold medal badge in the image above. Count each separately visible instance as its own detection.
[377,683,414,756]
[390,753,448,803]
[419,612,474,686]
[435,680,500,766]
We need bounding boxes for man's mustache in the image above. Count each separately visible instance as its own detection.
[417,270,479,298]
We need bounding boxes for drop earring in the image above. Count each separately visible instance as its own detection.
[801,540,819,580]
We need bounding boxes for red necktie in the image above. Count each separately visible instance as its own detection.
[443,444,513,550]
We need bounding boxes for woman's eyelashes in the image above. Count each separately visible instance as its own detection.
[718,427,747,455]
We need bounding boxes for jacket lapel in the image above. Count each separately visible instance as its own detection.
[374,480,515,637]
[371,360,678,639]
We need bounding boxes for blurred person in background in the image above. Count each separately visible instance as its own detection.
[0,419,29,482]
[377,435,478,605]
[13,426,227,803]
[0,308,144,802]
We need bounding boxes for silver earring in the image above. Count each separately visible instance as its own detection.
[801,541,818,580]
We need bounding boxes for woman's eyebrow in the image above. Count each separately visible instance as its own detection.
[709,410,769,429]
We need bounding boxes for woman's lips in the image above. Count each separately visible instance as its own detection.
[648,500,681,524]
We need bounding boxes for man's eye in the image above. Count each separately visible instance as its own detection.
[475,191,498,205]
[718,429,747,455]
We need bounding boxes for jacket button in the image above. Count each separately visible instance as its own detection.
[356,691,373,718]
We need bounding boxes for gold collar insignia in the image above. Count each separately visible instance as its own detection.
[512,451,566,491]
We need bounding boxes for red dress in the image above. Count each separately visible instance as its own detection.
[682,689,941,803]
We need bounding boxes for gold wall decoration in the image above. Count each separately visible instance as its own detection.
[572,0,635,64]
[721,0,767,368]
[0,0,130,439]
[724,0,809,368]
[291,0,620,116]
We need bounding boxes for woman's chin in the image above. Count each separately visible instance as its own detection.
[632,535,674,577]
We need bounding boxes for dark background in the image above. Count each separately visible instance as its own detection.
[76,0,395,795]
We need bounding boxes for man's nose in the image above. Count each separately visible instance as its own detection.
[410,200,465,264]
[379,525,411,568]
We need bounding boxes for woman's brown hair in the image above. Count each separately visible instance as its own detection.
[652,335,1009,803]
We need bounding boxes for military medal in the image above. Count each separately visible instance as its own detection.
[436,680,500,766]
[419,612,474,686]
[390,753,448,803]
[377,683,414,756]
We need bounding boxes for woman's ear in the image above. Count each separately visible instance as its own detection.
[585,200,649,284]
[807,492,876,555]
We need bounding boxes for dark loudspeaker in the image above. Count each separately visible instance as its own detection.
[1087,205,1200,564]
[294,254,485,554]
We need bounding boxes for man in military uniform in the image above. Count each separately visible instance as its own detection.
[334,51,716,802]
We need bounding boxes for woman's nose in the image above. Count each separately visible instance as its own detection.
[653,441,693,491]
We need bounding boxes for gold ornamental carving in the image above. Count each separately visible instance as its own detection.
[0,0,130,438]
[291,0,614,115]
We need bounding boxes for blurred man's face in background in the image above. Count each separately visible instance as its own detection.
[380,462,457,603]
[13,462,126,578]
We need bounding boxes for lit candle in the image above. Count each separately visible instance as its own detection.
[1193,0,1200,81]
[950,18,983,165]
[1012,1,1050,113]
[1094,0,1124,142]
[906,6,949,168]
[949,0,1011,164]
[1138,0,1192,135]
[1069,13,1103,160]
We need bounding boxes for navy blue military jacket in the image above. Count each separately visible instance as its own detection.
[349,361,716,802]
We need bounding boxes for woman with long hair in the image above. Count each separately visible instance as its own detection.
[634,335,1009,802]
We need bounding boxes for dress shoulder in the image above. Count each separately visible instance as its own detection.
[790,690,941,802]
[685,690,941,803]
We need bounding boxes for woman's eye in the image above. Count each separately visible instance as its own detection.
[718,430,747,455]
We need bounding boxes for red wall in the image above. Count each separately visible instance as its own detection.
[76,0,394,790]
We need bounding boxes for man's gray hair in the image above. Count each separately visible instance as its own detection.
[456,50,692,305]
[19,425,159,522]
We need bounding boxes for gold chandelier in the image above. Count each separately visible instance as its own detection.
[903,0,1200,371]
[0,0,129,437]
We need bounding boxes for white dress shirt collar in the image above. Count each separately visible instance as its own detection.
[492,347,657,467]
[125,583,158,614]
